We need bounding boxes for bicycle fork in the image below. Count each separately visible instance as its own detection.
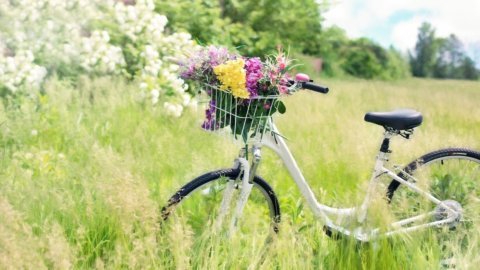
[215,146,262,235]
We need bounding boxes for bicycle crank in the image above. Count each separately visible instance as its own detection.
[433,200,463,229]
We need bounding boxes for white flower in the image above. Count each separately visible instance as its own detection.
[144,0,155,11]
[163,102,183,117]
[101,31,110,42]
[46,20,55,30]
[126,6,137,21]
[150,14,167,33]
[182,93,191,106]
[151,89,160,105]
[0,0,195,116]
[0,49,47,93]
[143,45,159,59]
[5,57,17,72]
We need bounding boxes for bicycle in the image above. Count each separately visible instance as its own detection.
[161,73,480,256]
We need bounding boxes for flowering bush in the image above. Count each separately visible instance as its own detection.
[0,49,47,94]
[180,46,292,141]
[112,1,196,115]
[0,0,195,116]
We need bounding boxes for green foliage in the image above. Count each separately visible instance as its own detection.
[460,57,479,80]
[156,0,412,80]
[316,26,350,77]
[342,43,382,79]
[341,38,410,80]
[410,22,438,77]
[155,0,232,46]
[410,22,479,80]
[156,0,323,56]
[310,27,410,80]
[221,0,323,56]
[384,47,411,79]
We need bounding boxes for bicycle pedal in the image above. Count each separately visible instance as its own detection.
[322,225,343,240]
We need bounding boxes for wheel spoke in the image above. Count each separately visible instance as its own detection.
[387,149,480,260]
[162,169,279,249]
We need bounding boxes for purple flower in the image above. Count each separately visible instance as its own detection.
[207,46,235,67]
[245,57,263,97]
[201,119,217,130]
[201,100,218,130]
[180,64,195,79]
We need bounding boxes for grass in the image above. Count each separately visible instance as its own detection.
[0,76,479,269]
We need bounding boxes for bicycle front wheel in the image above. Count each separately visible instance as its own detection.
[161,168,280,242]
[387,148,480,260]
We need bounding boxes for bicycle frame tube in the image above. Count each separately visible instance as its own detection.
[261,124,356,228]
[259,124,461,241]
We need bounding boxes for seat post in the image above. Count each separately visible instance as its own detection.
[358,129,398,223]
[379,129,397,153]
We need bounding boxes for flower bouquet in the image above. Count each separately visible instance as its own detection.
[180,46,293,143]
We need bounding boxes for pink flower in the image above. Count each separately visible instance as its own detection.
[269,72,277,81]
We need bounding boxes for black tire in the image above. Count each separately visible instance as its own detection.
[161,168,281,236]
[386,148,480,257]
[387,148,480,201]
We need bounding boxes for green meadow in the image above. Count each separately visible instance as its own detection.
[1,77,479,269]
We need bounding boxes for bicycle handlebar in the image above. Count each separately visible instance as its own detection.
[287,79,330,94]
[300,81,329,94]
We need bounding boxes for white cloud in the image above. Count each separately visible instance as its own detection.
[324,0,480,54]
[390,16,425,52]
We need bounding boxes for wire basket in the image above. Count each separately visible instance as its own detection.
[200,86,280,143]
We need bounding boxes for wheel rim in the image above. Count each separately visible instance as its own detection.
[389,156,480,260]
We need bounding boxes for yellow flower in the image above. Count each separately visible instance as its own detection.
[213,59,249,99]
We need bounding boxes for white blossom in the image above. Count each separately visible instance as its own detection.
[182,93,191,106]
[79,31,125,74]
[0,50,47,93]
[163,102,183,118]
[151,89,160,105]
[0,0,195,117]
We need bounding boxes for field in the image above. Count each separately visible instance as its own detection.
[1,77,479,269]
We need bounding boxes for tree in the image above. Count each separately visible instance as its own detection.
[340,38,409,79]
[156,0,412,79]
[316,26,349,76]
[460,56,479,80]
[155,0,232,46]
[341,38,382,79]
[433,34,465,79]
[385,46,411,79]
[222,0,324,55]
[156,0,324,56]
[410,22,479,80]
[410,22,438,77]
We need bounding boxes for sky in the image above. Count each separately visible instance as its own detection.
[323,0,480,62]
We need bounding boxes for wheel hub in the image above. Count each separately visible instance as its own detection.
[433,200,463,229]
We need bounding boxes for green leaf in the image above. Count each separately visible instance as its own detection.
[276,100,286,114]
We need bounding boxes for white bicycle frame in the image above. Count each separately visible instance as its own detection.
[222,122,461,242]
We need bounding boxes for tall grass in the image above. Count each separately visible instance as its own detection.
[0,76,479,269]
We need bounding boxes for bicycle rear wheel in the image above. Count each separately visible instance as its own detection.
[387,148,480,261]
[161,168,280,242]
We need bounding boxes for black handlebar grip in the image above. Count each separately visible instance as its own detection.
[302,82,329,94]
